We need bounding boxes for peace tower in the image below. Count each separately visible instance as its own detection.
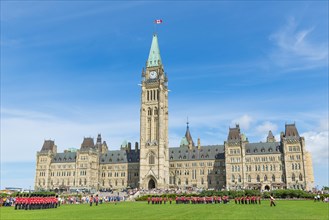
[139,34,169,189]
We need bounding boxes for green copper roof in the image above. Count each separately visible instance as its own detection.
[180,137,189,147]
[147,34,162,67]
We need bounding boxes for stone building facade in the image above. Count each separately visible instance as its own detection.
[35,33,314,192]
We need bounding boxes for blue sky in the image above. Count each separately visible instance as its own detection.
[1,1,328,189]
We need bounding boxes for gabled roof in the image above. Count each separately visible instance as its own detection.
[99,149,140,164]
[245,142,282,155]
[169,145,225,161]
[52,152,77,163]
[147,34,162,67]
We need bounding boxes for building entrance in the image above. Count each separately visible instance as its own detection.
[148,179,156,189]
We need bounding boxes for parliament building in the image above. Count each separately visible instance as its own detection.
[35,33,314,192]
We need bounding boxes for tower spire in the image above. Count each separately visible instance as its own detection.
[185,118,195,148]
[147,34,162,67]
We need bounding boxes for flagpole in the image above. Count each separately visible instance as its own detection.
[154,21,156,34]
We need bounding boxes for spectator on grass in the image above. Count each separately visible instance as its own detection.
[270,194,276,207]
[89,195,93,206]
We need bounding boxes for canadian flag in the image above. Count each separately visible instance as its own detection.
[154,19,163,24]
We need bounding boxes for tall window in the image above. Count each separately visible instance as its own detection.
[257,175,260,182]
[149,152,155,165]
[231,175,235,183]
[147,118,151,141]
[272,175,275,182]
[292,173,295,181]
[264,175,268,182]
[299,173,303,181]
[154,117,158,139]
[248,175,251,182]
[238,175,241,182]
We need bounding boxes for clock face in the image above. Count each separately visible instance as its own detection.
[149,71,157,79]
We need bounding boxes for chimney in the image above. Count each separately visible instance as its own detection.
[135,142,139,151]
[128,142,131,152]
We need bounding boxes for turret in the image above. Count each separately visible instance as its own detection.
[267,130,276,142]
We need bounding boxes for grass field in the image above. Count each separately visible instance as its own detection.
[0,200,328,220]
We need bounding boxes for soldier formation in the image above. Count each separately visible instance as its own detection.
[14,195,58,210]
[234,196,261,204]
[147,196,230,205]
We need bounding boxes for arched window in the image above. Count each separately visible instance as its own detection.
[149,152,155,165]
[178,178,181,185]
[281,175,285,182]
[238,175,241,182]
[231,165,234,172]
[248,175,251,182]
[264,175,268,182]
[148,107,152,116]
[292,164,294,170]
[299,173,303,181]
[272,175,275,182]
[292,173,296,181]
[201,178,204,185]
[154,107,158,115]
[185,178,188,185]
[257,175,260,182]
[232,175,235,183]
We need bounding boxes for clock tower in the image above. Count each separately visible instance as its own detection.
[139,33,169,189]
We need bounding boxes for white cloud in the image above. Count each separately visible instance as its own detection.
[269,17,328,70]
[231,114,253,130]
[0,108,140,163]
[302,130,329,165]
[256,121,278,134]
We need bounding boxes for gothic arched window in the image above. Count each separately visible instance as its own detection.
[299,173,303,181]
[264,175,268,182]
[257,175,260,182]
[148,107,152,116]
[248,175,251,182]
[149,152,155,165]
[272,175,275,182]
[292,173,296,181]
[231,175,235,183]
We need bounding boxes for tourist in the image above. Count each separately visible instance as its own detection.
[270,194,276,207]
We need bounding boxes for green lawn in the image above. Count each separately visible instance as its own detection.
[0,200,328,220]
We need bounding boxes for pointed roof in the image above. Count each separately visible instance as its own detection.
[147,34,162,67]
[285,123,299,137]
[267,130,276,142]
[267,130,274,138]
[80,137,95,151]
[228,124,241,141]
[185,121,195,147]
[41,140,55,152]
